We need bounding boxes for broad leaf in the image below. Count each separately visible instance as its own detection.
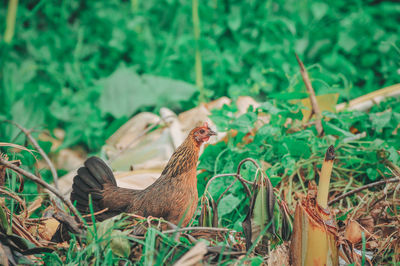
[110,230,131,258]
[99,66,196,119]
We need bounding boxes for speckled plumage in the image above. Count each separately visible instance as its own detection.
[70,124,216,226]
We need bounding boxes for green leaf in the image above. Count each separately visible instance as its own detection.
[98,66,196,119]
[110,230,131,258]
[269,92,308,100]
[230,112,258,134]
[252,181,274,233]
[370,110,392,132]
[0,205,11,235]
[42,252,63,266]
[259,102,282,115]
[322,120,354,137]
[387,147,400,165]
[306,167,315,180]
[143,227,157,266]
[218,194,241,217]
[338,32,357,52]
[87,218,115,247]
[283,138,311,158]
[336,209,353,221]
[228,6,241,31]
[9,98,45,140]
[311,2,328,20]
[98,67,145,118]
[366,168,378,181]
[142,74,197,108]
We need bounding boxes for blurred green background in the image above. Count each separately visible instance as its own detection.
[1,0,399,151]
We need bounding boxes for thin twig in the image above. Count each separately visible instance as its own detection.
[207,246,246,256]
[203,173,251,201]
[0,153,20,187]
[3,120,59,188]
[217,180,237,206]
[0,157,84,224]
[0,187,27,220]
[295,54,323,136]
[328,177,400,205]
[162,226,231,234]
[82,208,109,218]
[236,158,257,196]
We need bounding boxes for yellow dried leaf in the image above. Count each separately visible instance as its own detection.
[291,93,339,122]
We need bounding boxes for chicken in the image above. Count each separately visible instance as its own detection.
[70,122,216,226]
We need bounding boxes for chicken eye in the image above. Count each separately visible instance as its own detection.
[199,129,205,134]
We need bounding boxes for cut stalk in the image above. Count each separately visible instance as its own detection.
[317,145,335,208]
[290,146,338,266]
[4,0,18,43]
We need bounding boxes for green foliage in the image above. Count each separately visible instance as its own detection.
[1,0,399,151]
[1,0,399,263]
[98,66,197,119]
[197,97,400,229]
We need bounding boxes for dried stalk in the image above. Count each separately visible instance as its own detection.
[295,54,323,136]
[3,120,59,188]
[0,153,20,187]
[0,157,84,224]
[336,83,400,112]
[328,177,400,205]
[162,227,231,234]
[0,187,27,220]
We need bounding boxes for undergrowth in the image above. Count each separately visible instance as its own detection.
[0,0,399,264]
[1,0,399,151]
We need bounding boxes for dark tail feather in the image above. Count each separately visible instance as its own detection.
[85,157,117,186]
[70,156,117,215]
[76,168,102,190]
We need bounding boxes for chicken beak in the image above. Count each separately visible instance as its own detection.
[208,130,217,136]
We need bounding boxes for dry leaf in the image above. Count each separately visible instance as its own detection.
[344,219,375,244]
[55,148,86,171]
[291,93,339,122]
[267,243,289,266]
[174,241,207,266]
[27,197,43,218]
[236,96,260,115]
[106,112,160,150]
[29,218,60,241]
[344,220,363,244]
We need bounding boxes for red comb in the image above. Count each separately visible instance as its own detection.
[202,122,209,128]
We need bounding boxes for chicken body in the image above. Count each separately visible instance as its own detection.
[70,123,216,226]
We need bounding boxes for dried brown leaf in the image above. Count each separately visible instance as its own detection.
[174,241,207,266]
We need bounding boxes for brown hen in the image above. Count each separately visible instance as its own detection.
[70,122,216,226]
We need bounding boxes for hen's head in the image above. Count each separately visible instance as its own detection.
[190,122,217,144]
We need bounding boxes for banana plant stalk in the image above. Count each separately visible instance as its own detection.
[290,145,339,266]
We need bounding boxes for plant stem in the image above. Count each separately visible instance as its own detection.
[4,120,59,188]
[192,0,205,102]
[295,54,323,136]
[316,145,335,208]
[131,0,138,12]
[4,0,18,43]
[0,157,84,224]
[162,226,231,234]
